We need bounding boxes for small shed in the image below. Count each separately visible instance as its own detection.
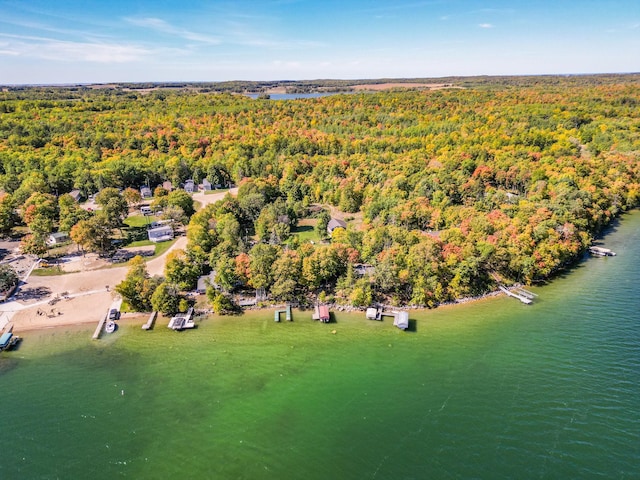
[184,179,195,193]
[202,179,212,191]
[69,189,83,202]
[140,186,152,198]
[327,218,347,235]
[162,181,173,192]
[46,232,70,246]
[148,225,174,243]
[196,271,218,294]
[393,311,409,330]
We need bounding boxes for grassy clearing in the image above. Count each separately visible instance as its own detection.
[205,188,229,195]
[124,215,158,228]
[292,218,321,243]
[151,239,176,257]
[31,267,74,276]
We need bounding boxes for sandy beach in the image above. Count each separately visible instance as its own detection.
[1,188,237,334]
[3,236,187,333]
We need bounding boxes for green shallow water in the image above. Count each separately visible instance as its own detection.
[1,212,639,479]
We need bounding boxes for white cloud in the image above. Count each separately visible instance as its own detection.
[479,23,494,29]
[126,17,221,45]
[0,33,151,62]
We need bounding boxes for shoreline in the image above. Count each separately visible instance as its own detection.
[7,286,508,335]
[5,209,634,337]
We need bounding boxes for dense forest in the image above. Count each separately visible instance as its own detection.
[1,75,639,310]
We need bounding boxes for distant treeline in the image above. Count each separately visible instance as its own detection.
[3,73,640,96]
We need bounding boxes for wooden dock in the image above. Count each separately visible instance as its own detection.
[92,314,107,339]
[275,305,293,322]
[142,311,157,330]
[513,287,537,299]
[499,286,532,304]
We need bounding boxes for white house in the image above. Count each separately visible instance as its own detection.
[202,179,212,191]
[46,232,70,246]
[140,186,152,198]
[147,225,174,243]
[184,179,195,193]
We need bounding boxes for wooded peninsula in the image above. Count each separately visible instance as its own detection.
[1,75,638,312]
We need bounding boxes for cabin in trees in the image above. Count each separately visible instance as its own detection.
[202,179,212,191]
[147,225,174,243]
[46,232,70,246]
[184,179,195,193]
[327,218,347,235]
[140,186,152,198]
[69,190,83,202]
[162,181,173,192]
[196,271,218,294]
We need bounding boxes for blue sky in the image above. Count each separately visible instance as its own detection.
[0,0,638,84]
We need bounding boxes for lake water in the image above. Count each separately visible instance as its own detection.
[246,92,347,100]
[1,212,639,479]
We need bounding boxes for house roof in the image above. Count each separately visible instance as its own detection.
[69,189,82,201]
[148,225,173,233]
[327,218,347,232]
[49,232,69,239]
[196,271,217,292]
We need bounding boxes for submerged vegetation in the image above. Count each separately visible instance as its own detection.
[1,75,639,308]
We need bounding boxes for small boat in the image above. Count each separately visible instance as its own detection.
[105,321,116,333]
[589,246,616,256]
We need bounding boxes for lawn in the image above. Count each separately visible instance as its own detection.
[292,218,321,243]
[204,188,229,195]
[124,215,158,228]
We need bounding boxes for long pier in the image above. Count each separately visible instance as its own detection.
[513,287,537,299]
[92,314,107,339]
[142,311,157,330]
[499,286,533,305]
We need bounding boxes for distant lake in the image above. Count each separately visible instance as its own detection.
[246,92,349,100]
